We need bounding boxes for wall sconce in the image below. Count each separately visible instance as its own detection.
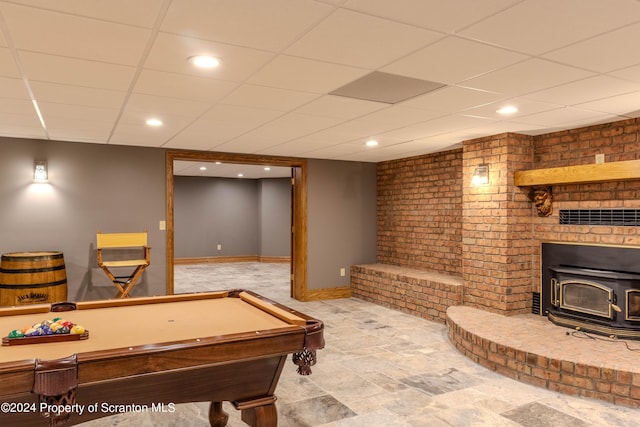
[34,160,48,183]
[471,163,489,186]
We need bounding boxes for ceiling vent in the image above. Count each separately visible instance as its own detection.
[330,71,445,104]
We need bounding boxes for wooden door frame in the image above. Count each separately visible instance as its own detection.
[165,150,308,300]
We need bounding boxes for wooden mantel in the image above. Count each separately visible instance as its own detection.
[514,159,640,187]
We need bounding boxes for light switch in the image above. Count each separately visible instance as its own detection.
[159,220,166,230]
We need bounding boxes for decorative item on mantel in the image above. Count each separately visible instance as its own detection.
[528,186,553,217]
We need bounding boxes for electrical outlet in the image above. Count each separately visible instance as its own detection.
[595,153,605,164]
[340,268,346,277]
[217,244,222,251]
[159,220,166,230]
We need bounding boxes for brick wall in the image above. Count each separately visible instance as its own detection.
[462,133,535,314]
[370,117,640,316]
[530,118,640,293]
[377,149,463,276]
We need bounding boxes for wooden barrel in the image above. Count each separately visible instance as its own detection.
[0,252,68,306]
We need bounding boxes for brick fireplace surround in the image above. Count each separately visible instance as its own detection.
[351,117,640,407]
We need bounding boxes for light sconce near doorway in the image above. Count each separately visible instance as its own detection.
[33,160,48,183]
[471,163,489,186]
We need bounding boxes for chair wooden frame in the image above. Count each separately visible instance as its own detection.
[96,231,150,298]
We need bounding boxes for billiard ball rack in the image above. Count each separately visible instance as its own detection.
[2,331,89,346]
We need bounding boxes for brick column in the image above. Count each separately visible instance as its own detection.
[462,133,535,315]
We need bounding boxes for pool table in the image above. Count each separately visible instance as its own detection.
[0,289,324,427]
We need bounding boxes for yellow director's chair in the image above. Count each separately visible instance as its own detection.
[96,230,150,298]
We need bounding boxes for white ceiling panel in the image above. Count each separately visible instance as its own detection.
[161,0,333,52]
[0,3,151,65]
[29,82,126,109]
[247,55,369,94]
[9,0,165,27]
[0,1,638,162]
[459,0,640,55]
[285,8,442,69]
[221,85,319,112]
[513,107,619,128]
[460,59,594,96]
[0,76,29,99]
[0,47,19,78]
[381,114,495,141]
[18,51,136,90]
[343,0,520,33]
[525,76,640,106]
[463,98,564,121]
[542,22,640,74]
[133,69,238,102]
[144,33,275,82]
[382,36,527,85]
[293,95,386,119]
[575,92,640,117]
[400,86,505,113]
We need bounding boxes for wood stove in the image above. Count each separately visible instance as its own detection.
[541,243,640,339]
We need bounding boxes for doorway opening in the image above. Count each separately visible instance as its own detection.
[166,151,307,300]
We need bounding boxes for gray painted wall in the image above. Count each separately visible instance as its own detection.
[259,178,291,257]
[307,159,377,290]
[174,176,290,258]
[0,137,376,300]
[0,137,166,300]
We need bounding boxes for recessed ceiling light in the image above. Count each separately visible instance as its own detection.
[199,166,207,171]
[145,118,163,126]
[215,161,222,165]
[237,173,244,177]
[366,139,379,147]
[188,55,221,69]
[496,106,518,115]
[264,167,271,171]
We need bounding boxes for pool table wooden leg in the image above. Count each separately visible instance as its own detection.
[209,401,229,427]
[235,396,277,427]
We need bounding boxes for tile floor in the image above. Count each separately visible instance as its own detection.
[79,263,639,427]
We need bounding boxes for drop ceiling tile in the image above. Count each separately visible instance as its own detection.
[124,93,210,117]
[382,36,528,85]
[9,0,165,27]
[161,0,332,52]
[380,114,494,140]
[543,23,640,73]
[400,86,505,113]
[165,105,285,149]
[0,48,20,78]
[0,3,151,65]
[463,98,563,121]
[29,82,126,109]
[611,64,640,84]
[247,55,369,94]
[575,91,640,117]
[343,0,520,33]
[285,8,442,69]
[109,127,176,147]
[37,102,119,122]
[224,112,345,146]
[0,111,42,127]
[334,105,443,136]
[293,95,387,119]
[133,69,238,103]
[19,51,136,90]
[513,107,620,128]
[221,85,319,111]
[46,118,114,143]
[460,58,594,96]
[144,33,275,82]
[525,76,640,106]
[0,98,33,115]
[459,0,640,55]
[0,76,30,99]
